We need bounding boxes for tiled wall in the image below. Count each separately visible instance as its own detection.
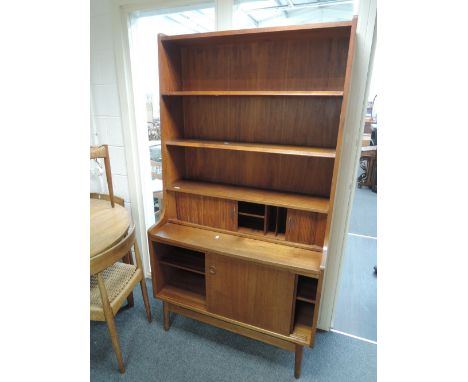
[90,0,131,209]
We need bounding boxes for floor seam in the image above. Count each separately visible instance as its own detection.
[348,232,377,240]
[330,329,377,345]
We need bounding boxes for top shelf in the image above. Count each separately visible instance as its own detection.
[162,91,343,97]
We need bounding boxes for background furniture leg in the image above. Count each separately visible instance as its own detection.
[163,302,171,331]
[140,278,152,322]
[294,345,303,379]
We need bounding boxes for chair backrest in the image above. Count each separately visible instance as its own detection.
[90,193,125,207]
[90,145,115,207]
[91,225,138,276]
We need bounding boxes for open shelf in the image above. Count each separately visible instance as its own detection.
[168,180,329,214]
[294,301,315,330]
[296,276,318,304]
[159,246,205,275]
[157,267,206,308]
[166,139,336,158]
[162,90,343,97]
[150,222,323,277]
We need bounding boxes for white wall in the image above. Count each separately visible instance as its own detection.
[90,0,131,210]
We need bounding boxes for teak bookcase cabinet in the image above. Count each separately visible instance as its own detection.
[148,18,357,379]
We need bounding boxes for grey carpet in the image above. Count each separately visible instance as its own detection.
[348,187,377,237]
[332,235,377,341]
[91,280,377,381]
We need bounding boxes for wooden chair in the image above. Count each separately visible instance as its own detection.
[90,224,151,373]
[90,145,115,207]
[90,192,135,308]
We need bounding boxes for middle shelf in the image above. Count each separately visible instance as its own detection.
[166,139,336,158]
[168,180,330,214]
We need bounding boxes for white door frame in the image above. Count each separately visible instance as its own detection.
[318,0,377,329]
[109,0,376,330]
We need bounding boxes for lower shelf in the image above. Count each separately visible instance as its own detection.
[156,287,314,347]
[293,301,315,341]
[157,268,206,308]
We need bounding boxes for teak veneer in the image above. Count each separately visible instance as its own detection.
[166,139,336,158]
[162,90,344,96]
[148,18,358,379]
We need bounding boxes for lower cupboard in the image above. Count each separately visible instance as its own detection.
[149,234,323,379]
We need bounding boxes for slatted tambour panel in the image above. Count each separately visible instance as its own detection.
[175,193,237,230]
[182,148,335,198]
[161,26,351,91]
[180,96,342,148]
[285,210,327,246]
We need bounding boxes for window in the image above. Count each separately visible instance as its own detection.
[233,0,355,28]
[129,5,215,221]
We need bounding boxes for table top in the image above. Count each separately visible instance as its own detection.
[90,198,130,258]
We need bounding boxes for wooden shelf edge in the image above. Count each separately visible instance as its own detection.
[296,296,316,304]
[166,139,336,158]
[238,212,265,219]
[169,219,322,254]
[162,90,343,97]
[156,285,206,309]
[159,259,205,275]
[168,180,330,214]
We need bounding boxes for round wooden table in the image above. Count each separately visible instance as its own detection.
[90,198,130,257]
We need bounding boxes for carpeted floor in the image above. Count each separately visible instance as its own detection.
[333,186,377,341]
[91,280,377,381]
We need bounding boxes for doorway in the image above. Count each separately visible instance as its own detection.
[331,42,378,342]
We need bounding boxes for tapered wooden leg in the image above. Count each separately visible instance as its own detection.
[97,273,125,373]
[163,301,171,331]
[294,345,303,379]
[140,278,152,322]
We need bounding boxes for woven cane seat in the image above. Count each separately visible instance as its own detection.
[90,262,137,313]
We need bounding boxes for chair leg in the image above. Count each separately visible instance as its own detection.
[124,252,134,308]
[104,313,125,373]
[140,278,152,322]
[97,273,125,373]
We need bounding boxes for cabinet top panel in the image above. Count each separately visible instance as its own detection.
[159,18,355,45]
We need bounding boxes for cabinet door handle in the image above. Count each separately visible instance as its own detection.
[208,265,216,275]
